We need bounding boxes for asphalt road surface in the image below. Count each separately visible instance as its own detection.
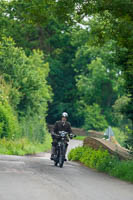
[0,140,133,200]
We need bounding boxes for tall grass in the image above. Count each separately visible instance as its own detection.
[0,133,52,156]
[20,116,47,143]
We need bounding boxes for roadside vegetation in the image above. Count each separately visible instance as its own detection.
[0,38,52,155]
[0,133,52,156]
[0,0,133,156]
[68,146,133,183]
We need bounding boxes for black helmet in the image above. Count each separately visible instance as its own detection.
[62,112,68,118]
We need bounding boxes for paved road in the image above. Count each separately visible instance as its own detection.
[0,140,133,200]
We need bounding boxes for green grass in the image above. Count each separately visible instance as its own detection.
[0,133,52,156]
[75,136,87,140]
[110,160,133,182]
[68,146,133,183]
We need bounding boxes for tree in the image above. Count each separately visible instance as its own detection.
[0,37,52,141]
[74,40,125,126]
[77,0,133,146]
[1,0,132,132]
[82,103,108,131]
[0,2,85,126]
[0,37,52,117]
[79,0,133,123]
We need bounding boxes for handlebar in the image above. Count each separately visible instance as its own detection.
[52,132,76,139]
[69,133,76,139]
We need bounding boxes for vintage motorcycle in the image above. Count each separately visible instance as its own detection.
[52,131,75,168]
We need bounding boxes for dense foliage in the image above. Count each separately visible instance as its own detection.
[0,36,52,152]
[0,0,133,151]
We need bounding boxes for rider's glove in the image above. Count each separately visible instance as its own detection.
[69,133,73,139]
[51,132,59,139]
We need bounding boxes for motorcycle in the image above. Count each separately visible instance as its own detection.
[52,131,75,168]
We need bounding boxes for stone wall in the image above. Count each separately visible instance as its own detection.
[83,137,132,160]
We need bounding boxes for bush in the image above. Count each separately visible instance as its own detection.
[0,102,20,139]
[68,146,114,172]
[68,146,85,161]
[68,146,133,183]
[110,160,133,182]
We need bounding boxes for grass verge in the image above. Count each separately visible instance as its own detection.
[75,136,87,140]
[0,133,52,156]
[68,146,133,183]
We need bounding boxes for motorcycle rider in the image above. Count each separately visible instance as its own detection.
[50,112,73,161]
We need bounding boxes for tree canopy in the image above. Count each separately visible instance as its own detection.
[0,0,133,149]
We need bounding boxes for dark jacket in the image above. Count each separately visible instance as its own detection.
[54,120,72,136]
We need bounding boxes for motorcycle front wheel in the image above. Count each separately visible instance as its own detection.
[54,161,58,166]
[54,151,59,166]
[59,144,66,168]
[59,155,64,168]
